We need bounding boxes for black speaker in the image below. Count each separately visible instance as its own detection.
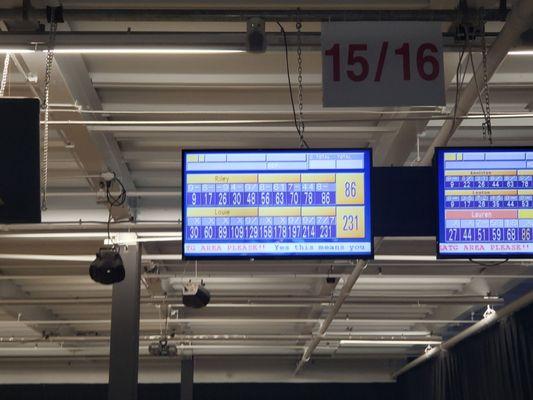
[182,281,211,308]
[246,18,267,53]
[89,248,125,285]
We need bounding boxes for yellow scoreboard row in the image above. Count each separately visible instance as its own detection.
[445,189,533,196]
[187,206,365,239]
[518,210,533,218]
[187,172,362,184]
[445,170,533,176]
[187,173,364,205]
[189,206,334,217]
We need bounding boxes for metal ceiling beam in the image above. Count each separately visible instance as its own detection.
[0,273,528,281]
[0,28,75,339]
[0,334,444,343]
[0,295,505,306]
[0,280,76,337]
[294,259,367,374]
[0,317,478,326]
[0,7,509,22]
[0,32,502,52]
[52,54,136,192]
[8,52,131,221]
[373,51,460,166]
[2,19,135,221]
[420,0,533,165]
[52,22,136,219]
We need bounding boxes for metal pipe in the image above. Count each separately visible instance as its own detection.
[37,113,533,128]
[0,272,530,280]
[0,31,499,52]
[0,295,505,307]
[392,290,533,378]
[0,318,478,326]
[421,0,533,165]
[0,334,442,343]
[294,258,368,373]
[0,221,181,231]
[0,8,509,22]
[44,191,180,198]
[0,252,530,264]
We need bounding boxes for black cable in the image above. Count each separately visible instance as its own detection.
[106,173,127,207]
[465,28,489,121]
[104,173,128,242]
[276,21,310,149]
[451,42,467,131]
[464,29,493,142]
[469,258,509,267]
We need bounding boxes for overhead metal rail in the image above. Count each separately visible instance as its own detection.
[0,7,509,23]
[0,295,505,307]
[0,317,479,326]
[0,334,444,343]
[0,31,505,52]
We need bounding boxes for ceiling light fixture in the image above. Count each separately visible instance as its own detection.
[507,50,533,56]
[2,253,527,263]
[339,340,442,346]
[0,49,35,54]
[43,119,279,126]
[328,330,431,337]
[0,48,244,55]
[0,254,94,262]
[0,232,182,242]
[53,48,245,55]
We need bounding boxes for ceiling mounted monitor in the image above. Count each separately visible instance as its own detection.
[436,147,533,259]
[0,98,41,224]
[182,149,373,259]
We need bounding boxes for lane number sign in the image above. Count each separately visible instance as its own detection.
[322,22,445,107]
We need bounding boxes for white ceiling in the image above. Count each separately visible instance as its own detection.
[0,0,531,384]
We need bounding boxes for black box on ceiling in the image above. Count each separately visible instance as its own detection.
[0,98,41,223]
[372,167,436,237]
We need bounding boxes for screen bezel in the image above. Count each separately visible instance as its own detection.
[435,146,533,260]
[181,148,374,260]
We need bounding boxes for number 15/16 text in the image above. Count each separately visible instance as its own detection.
[324,42,440,83]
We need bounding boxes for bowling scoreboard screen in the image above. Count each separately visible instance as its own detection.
[182,149,373,259]
[437,147,533,259]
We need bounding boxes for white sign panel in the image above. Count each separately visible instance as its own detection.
[321,22,445,107]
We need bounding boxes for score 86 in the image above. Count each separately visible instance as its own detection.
[335,173,364,205]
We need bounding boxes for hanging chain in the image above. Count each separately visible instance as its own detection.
[41,14,58,211]
[480,21,493,144]
[295,11,308,149]
[0,54,10,97]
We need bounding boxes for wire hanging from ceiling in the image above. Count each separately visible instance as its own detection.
[276,16,310,149]
[480,22,493,144]
[463,20,493,144]
[450,36,468,132]
[41,10,58,211]
[103,173,128,242]
[0,53,10,96]
[295,10,308,149]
